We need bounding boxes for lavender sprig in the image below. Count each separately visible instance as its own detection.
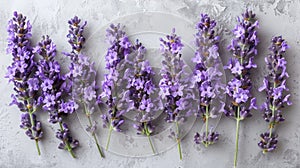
[123,40,158,154]
[100,24,132,150]
[192,14,224,147]
[34,35,78,158]
[5,12,42,155]
[224,10,259,168]
[258,36,291,153]
[64,16,104,157]
[159,28,193,160]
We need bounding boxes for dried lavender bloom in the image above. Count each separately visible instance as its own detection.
[159,28,193,160]
[258,36,291,153]
[123,40,158,154]
[192,14,224,147]
[64,16,104,157]
[224,10,259,168]
[100,23,132,150]
[34,35,78,158]
[6,11,43,155]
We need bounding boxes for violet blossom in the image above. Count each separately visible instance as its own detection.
[5,12,43,155]
[64,16,104,157]
[258,36,291,153]
[100,23,132,150]
[192,14,224,147]
[34,35,78,158]
[159,28,193,160]
[123,40,158,154]
[224,10,259,168]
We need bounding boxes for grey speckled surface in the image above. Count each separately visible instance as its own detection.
[0,0,300,168]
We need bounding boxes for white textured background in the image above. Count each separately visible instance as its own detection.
[0,0,300,168]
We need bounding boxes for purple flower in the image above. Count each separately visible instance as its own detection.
[192,14,224,147]
[5,12,43,155]
[34,35,78,157]
[64,16,104,157]
[224,10,259,167]
[159,28,193,159]
[122,40,158,153]
[258,36,291,153]
[258,132,278,153]
[194,127,219,145]
[100,23,132,151]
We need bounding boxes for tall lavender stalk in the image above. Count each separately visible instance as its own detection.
[34,35,79,158]
[123,40,158,154]
[159,28,193,160]
[5,12,43,155]
[64,16,104,157]
[224,10,259,168]
[100,24,132,150]
[258,36,291,153]
[192,14,224,147]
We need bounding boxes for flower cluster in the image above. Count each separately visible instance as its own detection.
[100,23,132,150]
[6,11,43,155]
[64,16,104,157]
[123,40,157,153]
[34,35,78,157]
[258,36,291,153]
[192,14,224,147]
[225,10,259,167]
[159,28,193,160]
[225,10,259,119]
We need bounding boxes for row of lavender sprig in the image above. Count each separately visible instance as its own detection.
[6,11,292,162]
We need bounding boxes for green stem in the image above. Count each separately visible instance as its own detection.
[83,102,105,158]
[269,82,277,138]
[106,125,113,151]
[175,122,182,160]
[205,105,209,147]
[234,106,240,168]
[147,135,156,154]
[143,122,155,154]
[35,139,41,156]
[28,108,41,156]
[59,122,76,158]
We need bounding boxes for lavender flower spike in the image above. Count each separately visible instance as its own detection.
[6,12,43,155]
[159,28,193,160]
[224,10,259,168]
[258,36,291,153]
[192,14,224,147]
[64,16,104,158]
[124,40,158,154]
[34,35,78,158]
[100,23,132,150]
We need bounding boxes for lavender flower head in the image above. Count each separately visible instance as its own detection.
[34,35,78,157]
[100,23,132,150]
[64,16,104,157]
[159,28,193,159]
[192,14,224,147]
[258,36,291,153]
[225,10,259,168]
[225,10,259,119]
[5,11,43,155]
[123,40,158,153]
